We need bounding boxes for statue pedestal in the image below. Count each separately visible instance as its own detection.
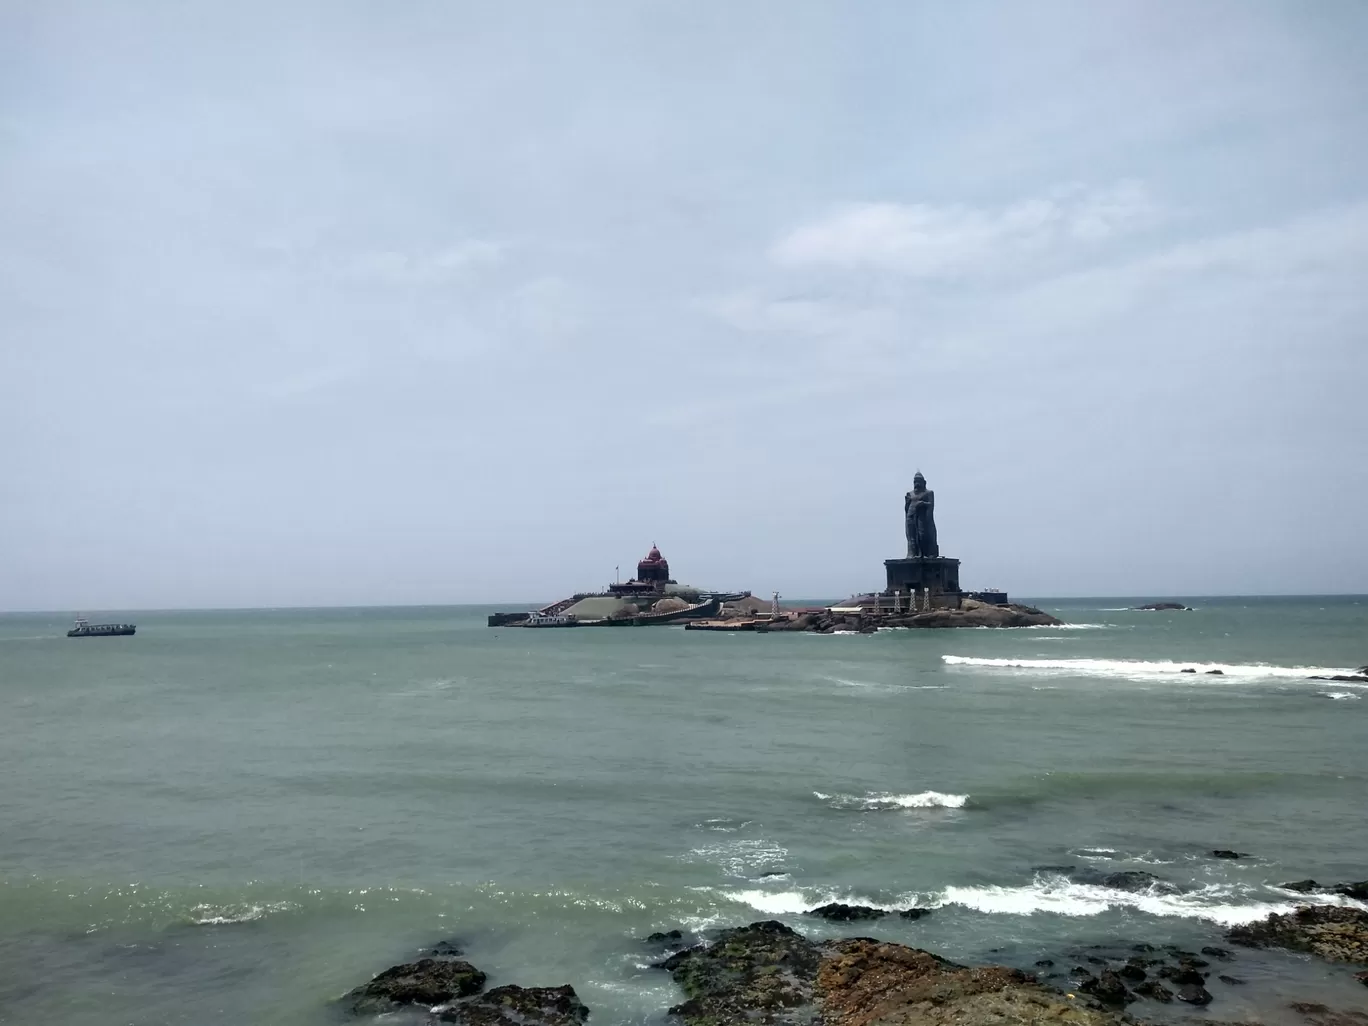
[884,556,961,597]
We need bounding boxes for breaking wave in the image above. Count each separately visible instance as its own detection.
[719,877,1368,927]
[1322,691,1362,700]
[814,790,969,810]
[942,656,1360,681]
[935,878,1365,926]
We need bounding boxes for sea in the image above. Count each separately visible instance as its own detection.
[1,597,1366,1025]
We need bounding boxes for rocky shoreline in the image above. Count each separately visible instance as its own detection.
[758,602,1062,634]
[339,882,1368,1026]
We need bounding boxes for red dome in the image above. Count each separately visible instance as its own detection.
[643,546,663,563]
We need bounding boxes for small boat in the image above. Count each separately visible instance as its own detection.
[519,612,577,628]
[67,616,136,638]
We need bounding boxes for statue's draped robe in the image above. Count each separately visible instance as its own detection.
[905,489,938,558]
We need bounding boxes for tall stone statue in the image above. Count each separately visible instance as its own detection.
[904,472,939,558]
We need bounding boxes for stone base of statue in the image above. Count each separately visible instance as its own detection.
[884,556,961,598]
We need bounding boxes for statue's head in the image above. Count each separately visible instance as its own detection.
[913,471,926,489]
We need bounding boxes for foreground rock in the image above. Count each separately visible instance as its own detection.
[344,958,487,1015]
[436,985,589,1026]
[1228,905,1368,964]
[343,953,586,1026]
[657,920,1129,1026]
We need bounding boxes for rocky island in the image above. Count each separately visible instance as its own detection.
[488,472,1062,632]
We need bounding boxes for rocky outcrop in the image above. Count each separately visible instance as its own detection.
[656,920,1131,1026]
[436,985,589,1026]
[343,951,586,1025]
[1227,905,1368,964]
[343,958,487,1015]
[1133,602,1191,611]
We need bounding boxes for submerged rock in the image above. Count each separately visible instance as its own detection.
[808,903,888,921]
[897,907,932,920]
[1100,870,1180,894]
[343,958,487,1015]
[1176,982,1213,1005]
[1227,904,1368,964]
[436,984,589,1026]
[1211,850,1248,859]
[1134,979,1174,1002]
[1079,969,1134,1006]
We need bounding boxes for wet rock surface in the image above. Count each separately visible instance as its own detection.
[656,920,1133,1026]
[1228,905,1368,964]
[808,903,889,922]
[435,985,589,1026]
[343,958,487,1015]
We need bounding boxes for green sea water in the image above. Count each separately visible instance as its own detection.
[1,598,1366,1024]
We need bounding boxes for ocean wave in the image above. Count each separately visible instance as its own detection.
[934,879,1362,926]
[814,790,968,810]
[943,655,1358,681]
[717,888,895,915]
[1322,691,1362,700]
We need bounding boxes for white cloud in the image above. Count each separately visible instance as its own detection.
[769,181,1159,277]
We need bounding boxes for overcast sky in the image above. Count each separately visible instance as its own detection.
[3,1,1366,610]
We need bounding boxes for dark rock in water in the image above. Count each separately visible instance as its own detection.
[1309,674,1368,683]
[1176,983,1213,1005]
[1157,965,1206,986]
[1079,969,1134,1006]
[807,902,887,921]
[645,930,684,944]
[1206,669,1225,675]
[1070,965,1094,978]
[1133,979,1174,1002]
[427,940,466,957]
[1355,968,1368,986]
[1212,849,1248,859]
[1101,870,1180,894]
[1035,959,1054,967]
[1085,955,1109,966]
[1117,963,1146,982]
[1201,946,1233,959]
[1132,942,1156,953]
[344,958,487,1015]
[1333,881,1368,901]
[1282,879,1322,893]
[1134,603,1190,611]
[436,984,589,1026]
[1228,904,1368,964]
[897,907,932,920]
[1218,974,1245,985]
[1181,668,1197,673]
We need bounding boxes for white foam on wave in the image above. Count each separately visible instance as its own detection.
[717,887,896,915]
[678,839,788,877]
[1323,691,1362,700]
[814,790,969,810]
[189,900,297,925]
[943,655,1359,681]
[934,879,1362,926]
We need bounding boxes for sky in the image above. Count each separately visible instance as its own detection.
[2,1,1367,610]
